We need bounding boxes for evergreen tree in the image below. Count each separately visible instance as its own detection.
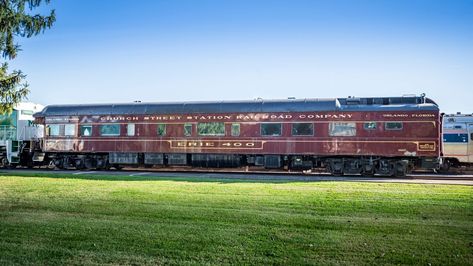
[0,0,55,113]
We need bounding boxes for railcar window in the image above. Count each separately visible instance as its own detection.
[184,123,192,136]
[127,123,135,136]
[21,110,34,115]
[231,123,240,136]
[261,123,282,136]
[444,124,464,129]
[292,123,314,136]
[47,124,61,136]
[64,124,76,136]
[157,123,166,136]
[100,124,120,136]
[80,125,92,136]
[385,122,403,130]
[471,133,473,141]
[443,133,468,143]
[198,122,225,136]
[363,122,377,130]
[329,122,356,136]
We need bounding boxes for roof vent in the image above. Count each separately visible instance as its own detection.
[457,112,461,115]
[287,97,296,100]
[134,100,142,103]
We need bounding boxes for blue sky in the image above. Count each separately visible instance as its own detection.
[9,0,473,113]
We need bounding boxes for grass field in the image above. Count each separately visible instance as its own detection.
[0,173,472,265]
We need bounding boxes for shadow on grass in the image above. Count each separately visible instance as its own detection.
[0,170,375,184]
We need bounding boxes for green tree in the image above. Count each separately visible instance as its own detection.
[0,0,55,113]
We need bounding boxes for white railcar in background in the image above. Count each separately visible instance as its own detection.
[0,102,44,167]
[442,113,473,168]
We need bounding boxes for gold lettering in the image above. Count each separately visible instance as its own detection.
[177,142,186,147]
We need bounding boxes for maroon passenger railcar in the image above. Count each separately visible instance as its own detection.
[33,96,441,176]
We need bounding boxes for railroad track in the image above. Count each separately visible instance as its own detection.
[1,168,472,186]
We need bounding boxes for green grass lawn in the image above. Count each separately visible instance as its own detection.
[0,173,472,265]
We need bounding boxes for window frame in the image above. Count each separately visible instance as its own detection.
[127,123,135,136]
[184,123,193,137]
[291,123,314,136]
[80,124,93,137]
[157,123,166,136]
[261,123,282,137]
[21,110,34,115]
[385,122,403,131]
[363,122,377,130]
[328,122,357,137]
[47,124,62,137]
[99,124,121,136]
[64,124,76,136]
[197,122,225,136]
[231,123,240,137]
[443,133,469,143]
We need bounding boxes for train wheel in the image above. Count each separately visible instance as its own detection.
[375,159,394,176]
[327,165,343,176]
[75,159,85,170]
[0,157,7,168]
[326,159,344,176]
[52,158,64,170]
[438,160,451,174]
[394,161,408,177]
[0,157,16,169]
[361,163,375,177]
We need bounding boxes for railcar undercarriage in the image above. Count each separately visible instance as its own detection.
[40,152,439,177]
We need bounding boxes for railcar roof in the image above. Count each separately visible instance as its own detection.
[34,97,439,117]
